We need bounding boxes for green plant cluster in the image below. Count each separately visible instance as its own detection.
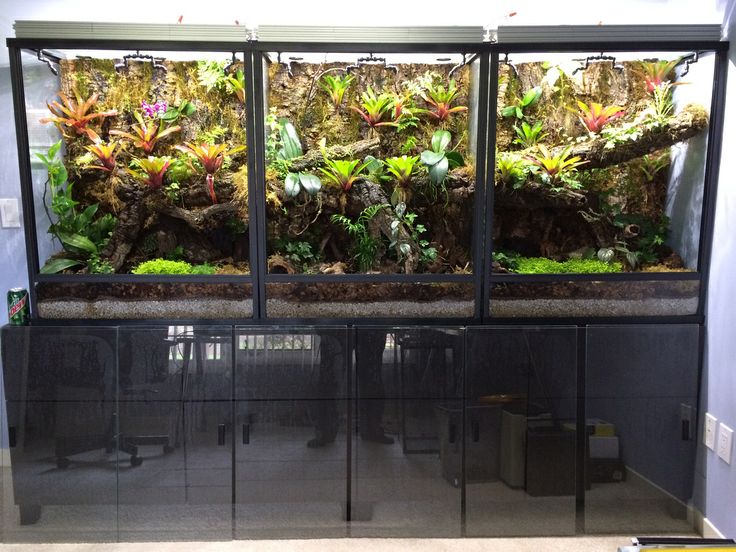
[131,259,216,275]
[515,257,623,274]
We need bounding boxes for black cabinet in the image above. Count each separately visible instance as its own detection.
[0,323,702,541]
[234,327,349,539]
[351,327,463,537]
[464,326,578,537]
[1,326,118,542]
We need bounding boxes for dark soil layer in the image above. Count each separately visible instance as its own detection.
[491,279,699,300]
[267,281,474,302]
[37,282,252,301]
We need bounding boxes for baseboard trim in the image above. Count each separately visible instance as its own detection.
[703,517,726,539]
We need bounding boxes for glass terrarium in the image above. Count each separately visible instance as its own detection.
[14,45,253,319]
[489,49,715,317]
[256,49,483,319]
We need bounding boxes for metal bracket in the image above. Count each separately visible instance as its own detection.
[115,50,167,73]
[224,52,239,74]
[449,53,470,79]
[572,53,624,75]
[276,52,295,78]
[34,49,60,76]
[346,53,398,74]
[679,51,700,78]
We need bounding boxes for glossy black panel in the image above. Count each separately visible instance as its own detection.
[1,326,118,542]
[465,326,577,537]
[234,327,348,401]
[234,400,348,538]
[351,328,463,537]
[116,326,232,541]
[585,325,699,534]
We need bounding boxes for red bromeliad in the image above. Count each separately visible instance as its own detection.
[39,89,117,140]
[110,111,181,154]
[174,142,245,203]
[636,59,681,93]
[421,79,468,123]
[577,101,624,133]
[127,156,171,189]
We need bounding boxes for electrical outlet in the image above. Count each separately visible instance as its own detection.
[705,413,717,450]
[0,198,21,228]
[717,423,733,464]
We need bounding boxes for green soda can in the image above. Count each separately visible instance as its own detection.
[7,288,30,326]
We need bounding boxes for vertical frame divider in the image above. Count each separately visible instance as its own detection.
[482,52,499,321]
[696,47,729,317]
[245,49,269,321]
[9,47,41,319]
[473,51,490,322]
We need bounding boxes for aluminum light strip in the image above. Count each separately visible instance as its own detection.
[497,24,722,43]
[14,21,253,41]
[255,25,484,43]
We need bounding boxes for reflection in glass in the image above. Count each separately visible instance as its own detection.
[465,326,577,536]
[351,328,463,537]
[585,325,699,535]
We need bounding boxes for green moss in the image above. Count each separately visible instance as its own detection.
[132,259,192,274]
[190,263,216,275]
[516,257,623,274]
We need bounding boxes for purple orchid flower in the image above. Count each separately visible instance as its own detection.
[141,100,169,118]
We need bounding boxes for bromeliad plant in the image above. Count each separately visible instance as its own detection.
[496,152,529,189]
[110,111,181,154]
[40,89,118,140]
[319,158,371,212]
[225,69,246,102]
[502,86,542,120]
[384,155,421,205]
[127,156,171,189]
[512,121,548,148]
[175,142,246,203]
[421,79,468,123]
[349,87,397,130]
[636,58,681,93]
[420,130,464,199]
[320,73,355,110]
[83,129,122,173]
[37,141,117,274]
[577,101,624,133]
[527,144,587,186]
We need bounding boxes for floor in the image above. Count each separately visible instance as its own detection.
[0,536,631,551]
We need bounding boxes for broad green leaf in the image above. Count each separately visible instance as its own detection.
[80,204,99,222]
[394,202,406,217]
[364,155,383,175]
[501,106,516,118]
[445,151,464,168]
[521,86,542,107]
[299,173,322,195]
[421,150,445,166]
[278,119,303,160]
[40,257,84,274]
[431,130,452,153]
[390,220,400,231]
[515,106,523,119]
[284,173,301,197]
[597,248,615,263]
[60,232,98,254]
[161,108,179,122]
[428,156,449,186]
[48,140,62,159]
[399,243,411,257]
[180,101,197,116]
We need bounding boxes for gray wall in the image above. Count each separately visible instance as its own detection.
[702,0,736,537]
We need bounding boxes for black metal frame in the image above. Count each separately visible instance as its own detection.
[5,36,728,327]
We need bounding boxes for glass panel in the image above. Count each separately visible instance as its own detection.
[351,327,463,536]
[465,326,577,536]
[35,281,253,320]
[0,326,118,542]
[266,281,474,319]
[585,325,700,534]
[234,327,348,538]
[490,278,699,317]
[116,326,232,541]
[492,50,714,275]
[262,52,478,276]
[21,48,249,277]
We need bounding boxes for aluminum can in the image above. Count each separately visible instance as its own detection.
[7,288,30,325]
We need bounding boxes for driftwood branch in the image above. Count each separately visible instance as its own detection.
[289,137,381,172]
[161,203,241,231]
[494,181,589,209]
[100,182,144,271]
[565,104,709,169]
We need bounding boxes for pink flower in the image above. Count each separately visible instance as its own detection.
[141,101,168,118]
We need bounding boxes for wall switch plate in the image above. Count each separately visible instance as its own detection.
[717,423,733,464]
[705,413,717,450]
[0,198,21,228]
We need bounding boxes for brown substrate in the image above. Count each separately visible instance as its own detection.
[37,282,252,301]
[267,281,474,302]
[490,279,698,300]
